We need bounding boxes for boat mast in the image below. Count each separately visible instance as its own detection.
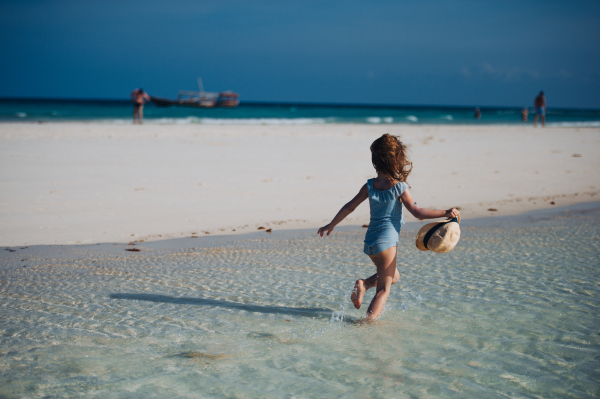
[197,77,204,94]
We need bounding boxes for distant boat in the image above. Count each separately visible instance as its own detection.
[150,78,239,108]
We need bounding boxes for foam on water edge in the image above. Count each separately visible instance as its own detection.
[103,117,333,125]
[43,118,600,127]
[547,121,600,127]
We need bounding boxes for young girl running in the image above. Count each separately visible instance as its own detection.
[318,134,460,321]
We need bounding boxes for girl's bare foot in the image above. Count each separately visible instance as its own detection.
[351,279,366,309]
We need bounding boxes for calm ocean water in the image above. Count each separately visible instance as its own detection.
[1,98,600,126]
[1,206,599,397]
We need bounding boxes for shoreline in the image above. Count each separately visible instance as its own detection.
[2,120,600,128]
[1,122,599,246]
[2,201,599,259]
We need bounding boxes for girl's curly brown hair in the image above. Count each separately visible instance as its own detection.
[370,134,412,183]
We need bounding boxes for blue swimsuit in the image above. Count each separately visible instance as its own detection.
[363,179,409,256]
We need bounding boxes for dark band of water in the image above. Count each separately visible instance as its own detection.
[1,98,599,125]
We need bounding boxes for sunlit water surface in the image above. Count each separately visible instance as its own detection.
[1,209,599,398]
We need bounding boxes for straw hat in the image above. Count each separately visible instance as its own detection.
[415,215,461,253]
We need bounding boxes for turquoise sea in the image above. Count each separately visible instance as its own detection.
[1,98,600,126]
[1,205,599,398]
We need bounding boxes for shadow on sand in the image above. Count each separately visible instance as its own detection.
[110,293,332,319]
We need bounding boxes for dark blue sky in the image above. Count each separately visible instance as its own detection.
[1,0,599,108]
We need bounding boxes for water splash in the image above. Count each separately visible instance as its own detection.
[330,282,355,325]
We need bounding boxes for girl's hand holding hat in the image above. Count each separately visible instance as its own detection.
[445,208,460,219]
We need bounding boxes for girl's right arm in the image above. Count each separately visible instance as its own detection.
[400,189,460,220]
[318,184,369,237]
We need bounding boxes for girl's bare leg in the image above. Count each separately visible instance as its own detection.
[351,248,400,309]
[365,246,398,321]
[351,273,377,309]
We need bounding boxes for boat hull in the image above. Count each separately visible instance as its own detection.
[150,95,238,108]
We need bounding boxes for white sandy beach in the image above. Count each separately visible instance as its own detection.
[0,122,599,246]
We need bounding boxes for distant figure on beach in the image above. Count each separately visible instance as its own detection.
[533,91,546,127]
[130,88,150,124]
[318,134,460,322]
[521,107,529,122]
[474,107,481,119]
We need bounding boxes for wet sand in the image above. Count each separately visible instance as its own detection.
[1,122,599,246]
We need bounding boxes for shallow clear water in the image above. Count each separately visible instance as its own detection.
[1,208,599,398]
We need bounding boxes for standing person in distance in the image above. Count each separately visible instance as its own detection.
[130,88,151,124]
[533,91,546,127]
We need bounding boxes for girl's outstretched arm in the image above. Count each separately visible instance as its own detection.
[318,184,369,237]
[400,189,460,220]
